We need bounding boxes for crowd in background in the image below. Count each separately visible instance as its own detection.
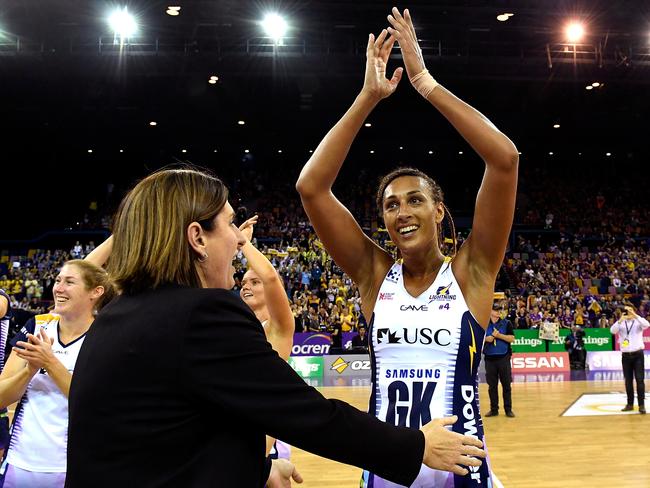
[1,165,648,338]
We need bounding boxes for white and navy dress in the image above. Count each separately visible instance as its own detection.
[2,313,85,483]
[361,260,493,488]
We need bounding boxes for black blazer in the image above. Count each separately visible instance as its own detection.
[66,285,423,487]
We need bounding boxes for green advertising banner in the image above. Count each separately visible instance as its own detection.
[582,328,614,351]
[512,330,546,353]
[548,329,571,352]
[288,356,324,379]
[536,328,614,352]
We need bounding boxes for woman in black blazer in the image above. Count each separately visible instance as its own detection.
[65,167,485,487]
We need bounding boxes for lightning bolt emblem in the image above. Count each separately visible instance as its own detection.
[468,318,477,373]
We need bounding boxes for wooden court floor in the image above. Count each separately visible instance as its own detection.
[292,380,649,487]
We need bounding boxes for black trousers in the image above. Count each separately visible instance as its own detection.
[622,349,645,407]
[485,355,512,412]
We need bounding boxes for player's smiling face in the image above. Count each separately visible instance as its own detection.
[240,269,265,309]
[52,264,95,317]
[382,176,444,254]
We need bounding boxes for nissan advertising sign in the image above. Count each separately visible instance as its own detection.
[510,352,570,372]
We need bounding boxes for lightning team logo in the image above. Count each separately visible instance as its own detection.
[436,283,452,295]
[428,282,457,303]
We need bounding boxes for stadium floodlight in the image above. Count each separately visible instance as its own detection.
[108,7,137,39]
[591,82,600,87]
[565,22,584,43]
[553,124,560,128]
[496,13,514,22]
[261,13,288,40]
[166,6,181,16]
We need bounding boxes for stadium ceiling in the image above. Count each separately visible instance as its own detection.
[1,0,649,82]
[0,0,648,164]
[0,1,648,238]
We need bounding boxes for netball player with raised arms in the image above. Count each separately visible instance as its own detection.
[296,7,518,487]
[238,215,295,459]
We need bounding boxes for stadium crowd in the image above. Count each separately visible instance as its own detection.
[1,165,648,340]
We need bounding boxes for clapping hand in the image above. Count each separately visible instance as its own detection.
[361,28,403,101]
[386,8,426,82]
[14,329,55,374]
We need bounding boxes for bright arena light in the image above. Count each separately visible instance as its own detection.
[496,13,514,22]
[565,22,585,43]
[166,6,181,16]
[553,124,560,128]
[108,7,137,38]
[261,13,288,40]
[591,82,600,87]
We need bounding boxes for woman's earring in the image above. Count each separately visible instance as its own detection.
[198,252,208,263]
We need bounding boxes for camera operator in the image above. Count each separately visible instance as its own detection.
[564,324,586,370]
[611,306,649,414]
